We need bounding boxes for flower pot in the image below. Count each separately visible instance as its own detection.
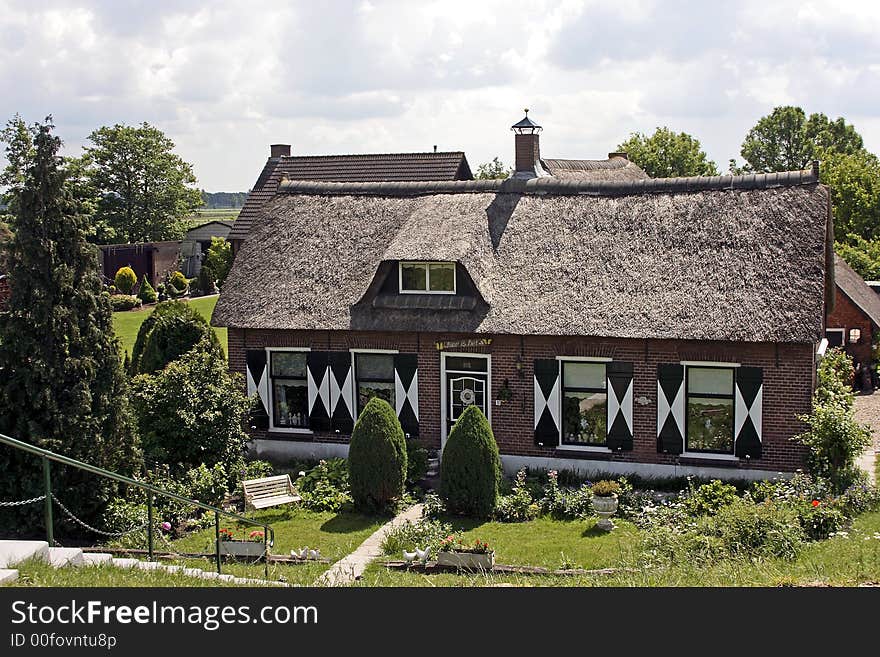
[592,494,619,531]
[436,551,495,571]
[218,540,266,558]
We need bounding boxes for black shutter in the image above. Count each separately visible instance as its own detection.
[606,361,634,451]
[307,351,330,432]
[534,359,560,446]
[734,367,763,459]
[328,352,354,434]
[657,364,684,454]
[394,354,419,436]
[245,349,269,431]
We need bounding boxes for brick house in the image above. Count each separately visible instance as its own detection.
[825,254,880,385]
[214,113,833,481]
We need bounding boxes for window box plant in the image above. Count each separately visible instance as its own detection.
[591,480,621,531]
[217,528,268,558]
[436,535,495,570]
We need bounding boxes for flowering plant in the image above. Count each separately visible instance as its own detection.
[248,530,265,543]
[219,528,234,542]
[438,534,492,554]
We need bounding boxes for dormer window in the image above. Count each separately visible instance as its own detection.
[399,261,456,294]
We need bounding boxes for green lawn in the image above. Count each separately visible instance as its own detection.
[112,295,227,358]
[11,558,240,587]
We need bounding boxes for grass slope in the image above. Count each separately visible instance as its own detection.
[112,296,227,358]
[11,559,239,587]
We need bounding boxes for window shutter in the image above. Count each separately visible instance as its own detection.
[394,354,419,436]
[734,367,763,459]
[307,351,330,432]
[534,359,560,446]
[657,364,684,454]
[245,349,269,431]
[328,352,354,434]
[606,362,634,451]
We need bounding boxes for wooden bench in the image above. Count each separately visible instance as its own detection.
[242,475,302,511]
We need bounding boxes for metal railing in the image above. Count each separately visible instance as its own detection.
[0,432,275,579]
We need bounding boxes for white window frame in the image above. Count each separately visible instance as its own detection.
[350,348,399,418]
[824,328,846,349]
[266,347,312,435]
[440,352,491,447]
[398,261,457,295]
[680,363,738,459]
[555,358,612,453]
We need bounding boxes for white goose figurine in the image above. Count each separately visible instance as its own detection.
[415,547,430,562]
[402,550,418,564]
[309,549,321,561]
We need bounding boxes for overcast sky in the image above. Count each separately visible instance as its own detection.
[2,0,880,191]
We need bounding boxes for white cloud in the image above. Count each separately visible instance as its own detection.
[0,0,880,189]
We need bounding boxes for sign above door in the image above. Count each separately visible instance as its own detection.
[435,338,492,351]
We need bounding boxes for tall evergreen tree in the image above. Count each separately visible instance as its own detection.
[0,118,141,532]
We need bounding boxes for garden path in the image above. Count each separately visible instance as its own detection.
[315,503,424,586]
[853,393,880,486]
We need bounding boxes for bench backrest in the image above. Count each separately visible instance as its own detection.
[242,475,293,499]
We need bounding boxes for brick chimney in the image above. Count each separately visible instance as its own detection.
[510,109,548,179]
[270,144,291,158]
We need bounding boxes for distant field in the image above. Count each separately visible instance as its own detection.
[112,296,227,358]
[183,208,240,229]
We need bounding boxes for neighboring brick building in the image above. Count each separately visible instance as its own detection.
[825,254,880,383]
[214,112,832,481]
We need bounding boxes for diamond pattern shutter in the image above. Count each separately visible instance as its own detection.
[394,354,419,436]
[734,367,763,459]
[534,359,560,446]
[606,362,634,451]
[245,349,269,431]
[657,364,684,454]
[328,352,354,434]
[307,351,330,432]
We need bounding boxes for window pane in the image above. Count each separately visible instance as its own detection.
[400,263,427,291]
[428,263,455,291]
[562,392,607,445]
[687,368,733,395]
[358,382,395,415]
[563,362,605,390]
[687,397,733,452]
[271,351,306,378]
[825,330,845,348]
[356,353,394,380]
[445,356,488,372]
[272,379,308,428]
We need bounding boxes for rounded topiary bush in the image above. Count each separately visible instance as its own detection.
[348,397,407,512]
[114,266,137,295]
[130,300,221,374]
[168,270,188,293]
[440,405,501,517]
[137,275,157,304]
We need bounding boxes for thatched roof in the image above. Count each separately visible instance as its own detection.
[834,254,880,327]
[230,151,472,241]
[214,169,830,343]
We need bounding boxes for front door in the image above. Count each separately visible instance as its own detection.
[442,354,490,441]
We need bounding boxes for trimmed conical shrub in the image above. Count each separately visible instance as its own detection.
[137,274,157,304]
[440,405,501,517]
[348,397,407,512]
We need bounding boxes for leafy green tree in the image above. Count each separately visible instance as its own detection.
[440,405,501,517]
[84,123,202,243]
[617,127,718,178]
[347,397,407,512]
[130,300,221,375]
[474,157,512,180]
[0,118,141,529]
[738,106,864,173]
[131,339,250,476]
[0,221,12,272]
[835,236,880,280]
[822,150,880,240]
[204,236,232,287]
[0,114,34,225]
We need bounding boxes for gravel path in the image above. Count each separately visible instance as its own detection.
[853,393,880,485]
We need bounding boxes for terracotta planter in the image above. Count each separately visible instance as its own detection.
[218,540,266,558]
[437,551,495,570]
[592,494,619,531]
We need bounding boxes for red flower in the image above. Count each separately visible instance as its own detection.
[811,499,820,507]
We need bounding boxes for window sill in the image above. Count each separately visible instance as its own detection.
[268,428,313,435]
[556,445,612,454]
[680,451,739,462]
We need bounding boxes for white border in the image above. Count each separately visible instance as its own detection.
[351,349,398,419]
[440,351,491,448]
[265,347,312,435]
[554,355,612,363]
[824,328,845,348]
[681,363,739,459]
[679,360,741,368]
[399,261,456,295]
[556,358,609,449]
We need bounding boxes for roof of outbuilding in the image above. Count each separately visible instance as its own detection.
[214,167,831,343]
[834,254,880,327]
[540,156,648,181]
[229,151,472,241]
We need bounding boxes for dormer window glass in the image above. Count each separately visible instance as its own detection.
[399,261,456,294]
